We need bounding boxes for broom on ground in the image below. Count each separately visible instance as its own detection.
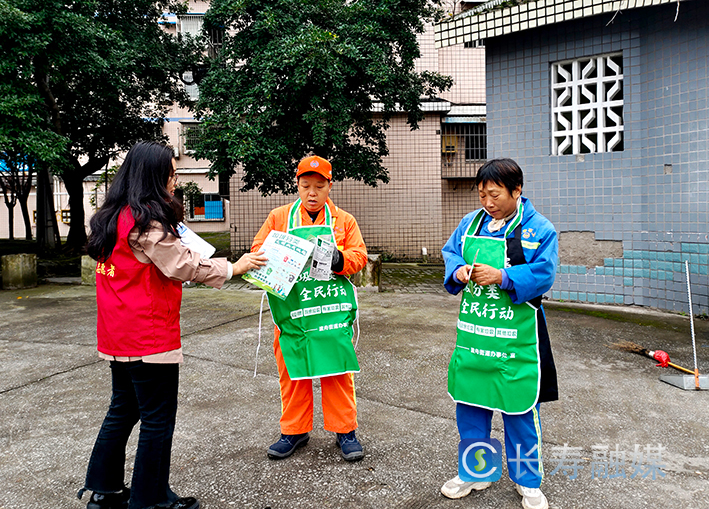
[608,341,695,375]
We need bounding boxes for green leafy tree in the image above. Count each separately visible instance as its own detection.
[0,0,203,251]
[0,0,68,243]
[194,0,453,195]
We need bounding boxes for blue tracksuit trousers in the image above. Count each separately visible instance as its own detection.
[456,402,544,488]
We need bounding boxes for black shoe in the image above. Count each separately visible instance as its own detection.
[84,487,130,509]
[336,430,364,461]
[267,432,310,459]
[147,497,200,509]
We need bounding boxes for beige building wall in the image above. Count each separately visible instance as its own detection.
[417,22,485,105]
[438,44,486,105]
[331,114,444,259]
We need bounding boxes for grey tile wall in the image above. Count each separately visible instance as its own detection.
[485,2,709,314]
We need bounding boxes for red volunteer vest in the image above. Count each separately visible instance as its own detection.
[96,207,182,356]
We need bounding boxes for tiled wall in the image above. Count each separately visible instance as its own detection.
[485,2,709,313]
[555,240,709,312]
[438,44,486,105]
[420,16,486,105]
[436,0,679,49]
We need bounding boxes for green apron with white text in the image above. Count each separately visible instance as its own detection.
[267,199,360,380]
[448,201,541,414]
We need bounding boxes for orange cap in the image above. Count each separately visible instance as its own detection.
[296,155,332,180]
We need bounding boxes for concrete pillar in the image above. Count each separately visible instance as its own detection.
[351,254,381,292]
[81,255,96,286]
[1,254,38,290]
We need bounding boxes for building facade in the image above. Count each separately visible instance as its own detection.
[437,0,709,313]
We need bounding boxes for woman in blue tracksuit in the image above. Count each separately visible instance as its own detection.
[441,158,558,509]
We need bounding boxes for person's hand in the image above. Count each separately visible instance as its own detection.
[456,264,473,284]
[232,250,267,275]
[471,263,502,286]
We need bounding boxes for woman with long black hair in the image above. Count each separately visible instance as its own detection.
[78,141,266,509]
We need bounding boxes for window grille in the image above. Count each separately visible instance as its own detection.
[178,14,222,57]
[182,124,202,153]
[464,124,487,161]
[551,53,624,155]
[207,27,224,58]
[184,83,199,101]
[179,15,203,37]
[441,123,487,179]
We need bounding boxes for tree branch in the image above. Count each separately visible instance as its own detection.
[33,52,63,136]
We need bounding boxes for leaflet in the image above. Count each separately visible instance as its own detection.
[310,236,335,281]
[177,222,216,259]
[242,230,315,300]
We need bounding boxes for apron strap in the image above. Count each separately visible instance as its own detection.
[254,291,267,377]
[288,199,334,230]
[506,223,543,309]
[354,288,360,350]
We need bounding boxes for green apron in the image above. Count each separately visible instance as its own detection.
[267,199,360,380]
[448,201,541,414]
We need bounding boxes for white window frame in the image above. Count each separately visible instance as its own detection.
[186,193,224,222]
[551,53,624,155]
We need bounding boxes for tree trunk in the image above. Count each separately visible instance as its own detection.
[36,165,60,251]
[62,172,87,252]
[61,156,108,253]
[6,202,14,240]
[19,199,32,241]
[18,166,35,241]
[0,166,18,241]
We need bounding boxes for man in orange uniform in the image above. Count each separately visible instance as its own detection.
[252,155,368,461]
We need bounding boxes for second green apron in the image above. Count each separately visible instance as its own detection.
[448,201,541,414]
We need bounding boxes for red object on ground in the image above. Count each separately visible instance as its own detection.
[653,350,670,368]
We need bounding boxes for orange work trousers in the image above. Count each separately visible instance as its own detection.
[274,331,358,435]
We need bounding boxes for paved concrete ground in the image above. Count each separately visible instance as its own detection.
[1,268,709,509]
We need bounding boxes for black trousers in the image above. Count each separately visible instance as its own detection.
[84,361,180,509]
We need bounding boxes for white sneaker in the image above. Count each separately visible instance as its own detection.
[440,475,491,499]
[515,483,549,509]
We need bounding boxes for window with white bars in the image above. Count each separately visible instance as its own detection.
[178,14,223,60]
[178,15,203,37]
[184,82,199,101]
[551,53,624,155]
[182,123,202,154]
